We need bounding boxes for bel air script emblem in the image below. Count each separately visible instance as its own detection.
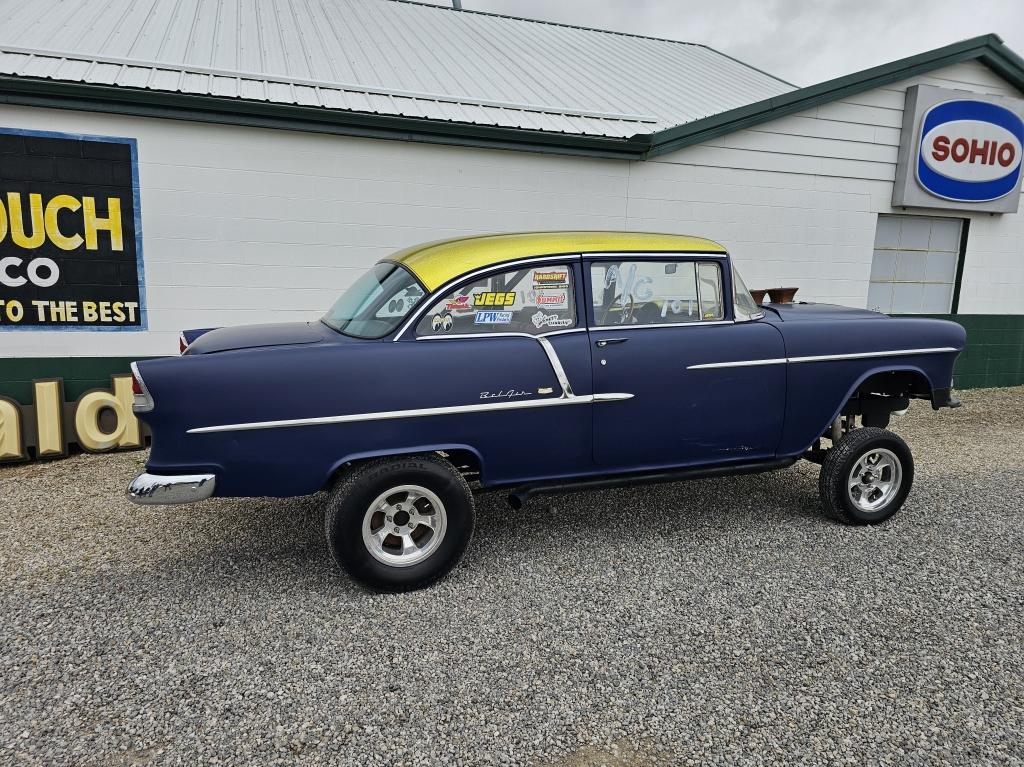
[479,389,531,400]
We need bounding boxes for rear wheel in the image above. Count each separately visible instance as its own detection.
[819,427,914,524]
[325,455,475,591]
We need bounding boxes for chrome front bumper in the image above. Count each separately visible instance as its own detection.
[127,472,217,505]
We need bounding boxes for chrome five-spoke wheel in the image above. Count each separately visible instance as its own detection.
[847,448,902,513]
[361,484,448,567]
[819,427,914,525]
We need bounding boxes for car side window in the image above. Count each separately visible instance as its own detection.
[590,260,724,326]
[416,263,576,336]
[696,262,724,320]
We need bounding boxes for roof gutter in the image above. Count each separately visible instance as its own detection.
[0,76,652,160]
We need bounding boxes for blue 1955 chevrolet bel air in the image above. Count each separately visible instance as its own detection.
[127,231,964,591]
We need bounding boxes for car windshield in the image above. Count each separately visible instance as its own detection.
[322,262,426,339]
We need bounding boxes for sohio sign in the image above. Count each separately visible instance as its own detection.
[894,85,1024,213]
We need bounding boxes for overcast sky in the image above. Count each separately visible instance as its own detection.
[420,0,1024,86]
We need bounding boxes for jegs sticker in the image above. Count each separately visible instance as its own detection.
[474,311,513,324]
[430,313,454,332]
[473,291,516,307]
[531,311,572,329]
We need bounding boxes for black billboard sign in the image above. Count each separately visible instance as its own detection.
[0,129,145,329]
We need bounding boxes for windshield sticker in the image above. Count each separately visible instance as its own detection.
[473,291,516,307]
[533,270,569,288]
[445,294,473,312]
[534,290,568,309]
[474,311,513,325]
[531,311,572,329]
[430,313,454,332]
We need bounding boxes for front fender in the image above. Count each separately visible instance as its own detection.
[802,363,934,454]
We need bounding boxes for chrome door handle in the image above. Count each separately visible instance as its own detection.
[595,338,628,347]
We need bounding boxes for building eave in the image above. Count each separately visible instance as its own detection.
[1,34,1021,162]
[0,76,652,160]
[643,34,1024,159]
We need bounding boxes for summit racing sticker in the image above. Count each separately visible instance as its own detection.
[474,310,512,325]
[534,289,568,309]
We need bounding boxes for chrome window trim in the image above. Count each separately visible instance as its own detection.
[590,320,735,331]
[187,392,633,435]
[395,254,582,341]
[415,328,587,342]
[582,251,728,259]
[687,346,959,370]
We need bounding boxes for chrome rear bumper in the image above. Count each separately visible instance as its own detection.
[127,472,216,505]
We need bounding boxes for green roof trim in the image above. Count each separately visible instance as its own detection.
[0,77,650,160]
[0,34,1020,161]
[644,34,1024,158]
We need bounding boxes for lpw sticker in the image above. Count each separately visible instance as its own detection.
[474,311,512,325]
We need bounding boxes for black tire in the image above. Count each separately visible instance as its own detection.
[819,427,914,525]
[325,454,474,592]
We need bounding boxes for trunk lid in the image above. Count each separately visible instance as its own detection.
[185,321,327,354]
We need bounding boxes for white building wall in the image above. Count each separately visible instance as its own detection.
[633,60,1024,313]
[0,107,629,358]
[1,59,1022,362]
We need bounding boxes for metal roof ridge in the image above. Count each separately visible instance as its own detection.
[383,1,795,89]
[0,42,659,123]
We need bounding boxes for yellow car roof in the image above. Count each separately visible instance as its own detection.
[381,231,728,292]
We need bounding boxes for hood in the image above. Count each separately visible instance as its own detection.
[763,302,887,322]
[185,322,327,354]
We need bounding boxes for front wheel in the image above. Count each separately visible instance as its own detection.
[325,455,475,591]
[819,427,914,524]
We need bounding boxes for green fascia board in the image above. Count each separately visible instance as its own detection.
[0,76,651,160]
[0,34,1020,161]
[644,34,1024,158]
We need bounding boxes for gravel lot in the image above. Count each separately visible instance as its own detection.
[2,387,1023,766]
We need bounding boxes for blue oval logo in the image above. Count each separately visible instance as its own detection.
[916,99,1024,202]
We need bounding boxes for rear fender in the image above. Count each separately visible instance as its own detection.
[325,444,486,490]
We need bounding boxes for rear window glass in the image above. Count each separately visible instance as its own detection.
[417,264,576,336]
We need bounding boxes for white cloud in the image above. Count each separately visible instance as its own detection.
[417,0,1024,86]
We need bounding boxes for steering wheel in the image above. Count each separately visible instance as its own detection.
[599,293,635,326]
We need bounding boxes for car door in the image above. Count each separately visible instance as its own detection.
[587,256,786,470]
[407,258,594,485]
